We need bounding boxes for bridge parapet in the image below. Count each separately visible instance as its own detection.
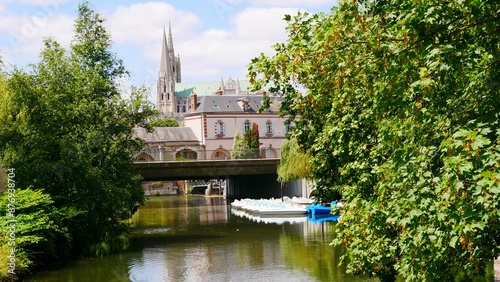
[134,158,280,181]
[134,148,281,162]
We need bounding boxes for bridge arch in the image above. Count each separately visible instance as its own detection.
[264,146,278,158]
[135,152,154,161]
[210,147,230,160]
[176,148,197,160]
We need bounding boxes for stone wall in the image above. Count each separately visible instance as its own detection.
[142,181,183,196]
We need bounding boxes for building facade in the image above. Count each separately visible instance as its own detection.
[150,25,288,160]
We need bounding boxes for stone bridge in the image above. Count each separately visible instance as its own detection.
[133,158,305,199]
[134,159,280,181]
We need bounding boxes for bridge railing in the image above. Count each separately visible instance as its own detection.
[134,148,281,162]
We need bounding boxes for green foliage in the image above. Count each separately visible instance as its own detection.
[243,123,260,158]
[0,188,71,280]
[149,117,179,127]
[232,124,260,159]
[277,138,313,183]
[0,1,155,268]
[231,131,248,159]
[248,0,500,281]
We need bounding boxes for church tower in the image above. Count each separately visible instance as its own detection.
[157,23,181,115]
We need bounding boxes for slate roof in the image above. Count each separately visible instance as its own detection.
[192,95,283,114]
[133,127,199,143]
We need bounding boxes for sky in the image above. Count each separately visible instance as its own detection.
[0,0,337,98]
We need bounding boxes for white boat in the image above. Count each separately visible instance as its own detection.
[231,197,309,216]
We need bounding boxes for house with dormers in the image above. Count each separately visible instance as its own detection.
[183,91,287,159]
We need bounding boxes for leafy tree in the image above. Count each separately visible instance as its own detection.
[0,188,70,280]
[231,131,248,159]
[243,123,260,158]
[232,123,260,159]
[249,0,500,281]
[0,1,155,266]
[149,117,179,127]
[277,138,313,183]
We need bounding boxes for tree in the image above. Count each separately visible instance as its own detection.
[232,123,260,159]
[0,1,155,268]
[277,138,313,183]
[243,123,260,158]
[248,0,500,281]
[0,188,70,280]
[231,131,248,159]
[149,117,179,127]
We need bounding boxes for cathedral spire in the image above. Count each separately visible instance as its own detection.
[168,22,175,54]
[159,27,172,78]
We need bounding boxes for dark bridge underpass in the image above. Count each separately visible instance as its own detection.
[134,159,301,199]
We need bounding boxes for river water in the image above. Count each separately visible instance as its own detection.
[26,195,377,282]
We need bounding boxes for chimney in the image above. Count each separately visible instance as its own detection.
[190,91,198,112]
[215,87,223,95]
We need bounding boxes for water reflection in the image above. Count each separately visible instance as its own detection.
[27,196,374,282]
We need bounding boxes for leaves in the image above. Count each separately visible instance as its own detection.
[0,1,155,269]
[148,117,179,127]
[277,138,313,183]
[248,0,500,280]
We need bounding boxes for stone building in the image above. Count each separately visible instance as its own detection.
[152,25,288,158]
[133,127,203,161]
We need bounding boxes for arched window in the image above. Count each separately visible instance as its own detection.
[265,120,273,136]
[215,120,225,137]
[243,120,251,132]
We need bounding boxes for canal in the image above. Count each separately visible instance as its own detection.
[26,195,375,282]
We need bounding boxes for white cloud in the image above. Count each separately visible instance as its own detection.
[250,0,337,7]
[0,10,74,62]
[232,7,298,40]
[105,2,201,45]
[175,7,298,80]
[0,1,330,86]
[103,3,302,82]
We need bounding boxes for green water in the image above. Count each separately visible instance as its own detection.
[24,196,374,281]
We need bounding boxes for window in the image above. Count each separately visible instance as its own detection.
[215,120,225,137]
[243,120,251,132]
[213,104,219,109]
[265,120,273,135]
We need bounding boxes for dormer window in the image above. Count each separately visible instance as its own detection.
[213,104,219,109]
[243,98,250,111]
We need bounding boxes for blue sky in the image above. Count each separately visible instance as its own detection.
[0,0,337,97]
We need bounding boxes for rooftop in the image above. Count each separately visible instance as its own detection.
[133,127,199,143]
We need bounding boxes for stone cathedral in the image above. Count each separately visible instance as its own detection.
[156,25,255,117]
[157,24,182,115]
